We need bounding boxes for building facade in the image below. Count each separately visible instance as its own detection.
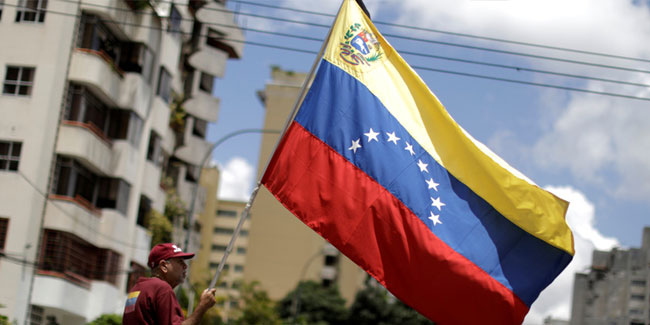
[0,0,242,323]
[570,227,650,325]
[242,67,367,305]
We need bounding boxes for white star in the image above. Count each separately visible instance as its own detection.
[429,212,442,226]
[404,142,415,156]
[364,128,379,142]
[431,197,446,211]
[348,139,362,153]
[386,132,400,144]
[417,159,428,173]
[426,178,439,191]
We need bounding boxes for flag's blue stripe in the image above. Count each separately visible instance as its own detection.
[295,60,572,306]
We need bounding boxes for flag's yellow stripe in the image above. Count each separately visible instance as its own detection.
[322,0,574,255]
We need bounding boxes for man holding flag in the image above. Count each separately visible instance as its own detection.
[258,0,574,323]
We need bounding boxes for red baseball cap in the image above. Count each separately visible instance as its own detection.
[148,243,195,269]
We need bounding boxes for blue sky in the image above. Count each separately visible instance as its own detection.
[208,0,650,322]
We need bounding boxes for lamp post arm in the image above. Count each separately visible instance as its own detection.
[182,128,281,252]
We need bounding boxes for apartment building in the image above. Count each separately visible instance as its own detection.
[0,0,242,323]
[243,67,367,305]
[570,227,650,325]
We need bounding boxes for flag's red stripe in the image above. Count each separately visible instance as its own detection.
[263,122,529,324]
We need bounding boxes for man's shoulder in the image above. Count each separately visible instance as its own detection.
[132,277,173,292]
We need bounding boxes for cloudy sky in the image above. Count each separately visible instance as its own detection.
[209,0,650,323]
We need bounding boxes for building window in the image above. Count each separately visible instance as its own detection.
[206,28,227,52]
[0,218,8,251]
[168,5,182,36]
[324,255,338,267]
[0,141,22,172]
[199,72,214,93]
[236,247,246,254]
[631,279,646,286]
[630,294,645,301]
[214,227,233,235]
[96,178,131,215]
[212,244,227,251]
[15,0,47,23]
[108,109,143,146]
[146,131,163,166]
[234,265,244,273]
[65,84,110,138]
[239,229,248,237]
[3,66,35,96]
[126,261,146,293]
[136,195,152,228]
[156,67,172,103]
[77,13,121,64]
[29,305,44,325]
[52,156,98,207]
[40,229,122,285]
[192,118,207,139]
[217,209,237,217]
[185,164,199,183]
[119,42,154,84]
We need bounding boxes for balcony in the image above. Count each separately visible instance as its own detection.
[80,0,143,41]
[117,73,153,118]
[31,275,90,320]
[150,97,172,141]
[142,160,165,206]
[177,174,206,216]
[43,198,102,247]
[174,115,210,167]
[109,140,140,185]
[188,45,228,78]
[174,135,211,167]
[184,89,220,123]
[56,122,113,176]
[68,49,122,108]
[194,1,244,59]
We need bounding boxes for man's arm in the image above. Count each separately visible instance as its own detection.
[181,288,217,325]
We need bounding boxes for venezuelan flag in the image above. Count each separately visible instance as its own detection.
[124,291,140,314]
[262,0,574,323]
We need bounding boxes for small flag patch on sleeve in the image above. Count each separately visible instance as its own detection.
[124,291,140,314]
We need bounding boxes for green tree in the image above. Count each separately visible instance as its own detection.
[278,281,347,325]
[347,282,434,325]
[231,281,281,325]
[346,284,391,325]
[86,314,121,325]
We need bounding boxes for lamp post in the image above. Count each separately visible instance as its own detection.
[181,128,281,313]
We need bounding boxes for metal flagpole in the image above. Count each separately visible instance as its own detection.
[206,0,348,291]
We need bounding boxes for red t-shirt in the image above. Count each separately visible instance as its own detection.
[123,277,185,325]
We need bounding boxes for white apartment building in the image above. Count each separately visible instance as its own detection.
[0,0,242,323]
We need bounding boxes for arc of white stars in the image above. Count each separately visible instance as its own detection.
[429,212,442,226]
[404,142,415,156]
[417,159,429,173]
[348,139,361,153]
[426,178,439,191]
[386,131,400,144]
[364,128,379,142]
[431,196,446,211]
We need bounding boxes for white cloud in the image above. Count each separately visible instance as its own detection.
[533,93,650,200]
[392,0,650,201]
[217,157,255,201]
[524,186,618,324]
[391,0,650,60]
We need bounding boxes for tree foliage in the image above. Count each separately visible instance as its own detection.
[347,283,434,325]
[86,314,121,325]
[277,281,347,325]
[231,281,281,325]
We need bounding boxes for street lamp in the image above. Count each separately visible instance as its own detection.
[180,128,281,313]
